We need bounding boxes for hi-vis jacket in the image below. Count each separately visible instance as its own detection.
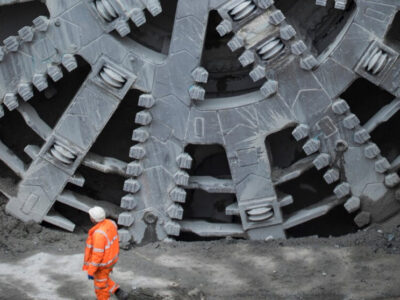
[83,219,119,276]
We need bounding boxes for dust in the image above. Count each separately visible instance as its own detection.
[1,192,400,299]
[0,195,86,257]
[0,281,34,300]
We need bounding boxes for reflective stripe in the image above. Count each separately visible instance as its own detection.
[105,263,116,269]
[104,254,119,267]
[85,223,119,269]
[94,229,118,250]
[94,229,110,244]
[105,234,118,249]
[84,254,119,267]
[109,283,118,294]
[95,284,108,290]
[95,278,107,282]
[111,220,118,230]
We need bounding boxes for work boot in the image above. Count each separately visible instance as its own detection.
[115,288,129,300]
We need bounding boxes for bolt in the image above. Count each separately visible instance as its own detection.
[55,19,61,27]
[395,189,400,201]
[335,139,348,152]
[144,211,157,224]
[265,69,276,80]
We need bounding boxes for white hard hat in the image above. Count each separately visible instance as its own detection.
[88,206,106,223]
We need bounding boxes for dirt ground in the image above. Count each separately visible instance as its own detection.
[1,196,400,300]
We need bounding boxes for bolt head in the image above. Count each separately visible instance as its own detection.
[335,139,348,152]
[144,211,157,224]
[395,189,400,201]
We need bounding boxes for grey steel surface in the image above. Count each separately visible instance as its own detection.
[0,0,399,244]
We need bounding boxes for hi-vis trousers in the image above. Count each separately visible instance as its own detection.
[93,268,119,300]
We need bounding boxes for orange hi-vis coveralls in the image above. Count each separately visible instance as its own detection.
[83,219,120,300]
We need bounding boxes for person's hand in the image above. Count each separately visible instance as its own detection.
[88,275,94,280]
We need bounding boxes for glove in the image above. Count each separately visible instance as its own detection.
[88,275,94,280]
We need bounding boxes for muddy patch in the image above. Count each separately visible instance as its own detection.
[0,281,34,300]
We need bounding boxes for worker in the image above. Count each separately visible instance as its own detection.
[83,206,129,300]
